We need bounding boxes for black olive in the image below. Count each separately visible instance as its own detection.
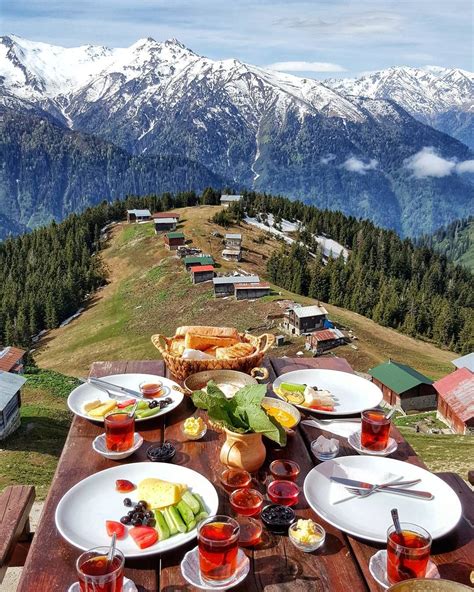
[127,510,135,518]
[120,515,131,525]
[143,518,156,527]
[138,500,148,508]
[123,497,132,507]
[145,511,154,519]
[131,518,142,526]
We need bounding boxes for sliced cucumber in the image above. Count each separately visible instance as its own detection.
[191,493,207,514]
[176,500,194,527]
[155,511,170,540]
[162,507,178,535]
[187,519,197,532]
[195,511,209,523]
[169,505,187,533]
[279,382,306,393]
[182,490,201,515]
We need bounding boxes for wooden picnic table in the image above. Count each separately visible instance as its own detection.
[17,357,473,592]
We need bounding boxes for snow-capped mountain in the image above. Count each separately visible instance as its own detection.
[1,35,473,238]
[325,66,474,148]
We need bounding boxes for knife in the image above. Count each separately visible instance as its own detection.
[330,477,421,489]
[80,376,148,400]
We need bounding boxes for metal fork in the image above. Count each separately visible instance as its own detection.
[347,483,433,500]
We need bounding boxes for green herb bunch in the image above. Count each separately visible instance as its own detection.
[192,381,286,446]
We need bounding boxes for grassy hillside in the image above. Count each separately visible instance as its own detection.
[36,205,456,379]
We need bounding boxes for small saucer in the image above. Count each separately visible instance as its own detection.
[92,432,143,460]
[181,546,250,590]
[348,430,398,457]
[369,549,440,589]
[68,576,137,591]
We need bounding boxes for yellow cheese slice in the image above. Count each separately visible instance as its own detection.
[83,399,103,413]
[88,400,117,418]
[137,478,186,509]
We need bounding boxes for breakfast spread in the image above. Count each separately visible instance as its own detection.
[274,382,336,411]
[109,477,209,549]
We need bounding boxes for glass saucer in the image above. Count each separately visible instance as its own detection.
[181,546,250,590]
[369,549,440,590]
[68,576,137,591]
[348,430,398,457]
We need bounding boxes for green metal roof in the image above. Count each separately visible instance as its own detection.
[166,232,184,239]
[368,360,433,395]
[183,256,214,265]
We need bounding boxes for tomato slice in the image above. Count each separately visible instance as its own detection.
[106,520,126,539]
[129,526,158,549]
[117,399,136,409]
[115,479,135,493]
[309,404,334,411]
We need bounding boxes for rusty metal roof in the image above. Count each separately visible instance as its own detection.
[434,367,474,423]
[234,282,270,290]
[309,329,344,342]
[0,347,26,372]
[190,265,214,273]
[152,212,179,219]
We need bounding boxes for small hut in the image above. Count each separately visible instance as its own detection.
[0,347,26,374]
[190,265,215,284]
[126,209,151,223]
[234,282,270,300]
[222,249,242,262]
[164,232,185,250]
[184,256,214,271]
[220,195,242,208]
[0,372,26,440]
[212,275,260,298]
[434,368,474,434]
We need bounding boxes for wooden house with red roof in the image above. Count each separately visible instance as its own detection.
[0,347,26,374]
[190,265,215,284]
[434,367,474,434]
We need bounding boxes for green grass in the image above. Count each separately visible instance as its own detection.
[0,369,78,499]
[394,411,446,429]
[399,429,473,481]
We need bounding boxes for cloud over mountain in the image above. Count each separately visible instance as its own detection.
[404,147,474,178]
[342,157,378,174]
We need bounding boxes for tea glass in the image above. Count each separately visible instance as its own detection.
[198,515,240,585]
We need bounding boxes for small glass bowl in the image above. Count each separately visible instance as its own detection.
[269,459,300,481]
[182,418,207,441]
[146,442,176,462]
[261,504,295,534]
[267,480,299,506]
[311,438,340,461]
[229,488,264,517]
[219,468,252,493]
[288,521,326,552]
[236,516,263,547]
[139,381,165,398]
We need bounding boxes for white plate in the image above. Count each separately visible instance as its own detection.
[303,456,462,543]
[348,430,398,456]
[369,550,439,590]
[181,547,250,590]
[273,369,382,415]
[67,374,184,423]
[55,462,219,558]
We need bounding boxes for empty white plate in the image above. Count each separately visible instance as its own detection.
[273,369,382,415]
[303,456,462,542]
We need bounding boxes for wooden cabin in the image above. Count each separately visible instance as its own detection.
[184,256,214,271]
[126,209,151,223]
[222,249,242,262]
[0,347,26,374]
[190,265,215,284]
[164,231,185,250]
[368,360,436,412]
[234,282,270,300]
[284,305,328,336]
[306,329,346,355]
[154,217,177,233]
[225,233,242,249]
[434,368,474,434]
[213,275,260,298]
[152,212,180,222]
[220,195,242,208]
[0,372,26,440]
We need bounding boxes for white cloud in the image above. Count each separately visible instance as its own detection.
[404,147,474,178]
[267,60,346,73]
[342,156,378,174]
[456,159,474,173]
[320,154,336,164]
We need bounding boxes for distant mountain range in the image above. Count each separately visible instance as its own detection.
[325,66,474,149]
[0,35,473,238]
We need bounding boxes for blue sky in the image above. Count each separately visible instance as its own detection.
[2,0,473,77]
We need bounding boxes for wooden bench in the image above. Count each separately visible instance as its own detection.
[0,485,35,583]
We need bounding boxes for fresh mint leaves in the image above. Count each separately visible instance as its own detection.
[192,381,286,446]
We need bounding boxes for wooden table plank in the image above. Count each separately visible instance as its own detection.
[159,359,368,591]
[17,360,167,592]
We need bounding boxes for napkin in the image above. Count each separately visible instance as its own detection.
[327,465,399,505]
[306,419,360,438]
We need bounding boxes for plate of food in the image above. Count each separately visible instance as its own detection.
[272,369,382,415]
[55,462,219,557]
[67,374,184,423]
[303,456,462,543]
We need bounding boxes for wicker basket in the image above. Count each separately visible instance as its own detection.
[151,332,275,381]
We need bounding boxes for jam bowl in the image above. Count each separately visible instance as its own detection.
[261,504,296,534]
[288,520,326,552]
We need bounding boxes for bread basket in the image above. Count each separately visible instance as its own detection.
[151,332,275,381]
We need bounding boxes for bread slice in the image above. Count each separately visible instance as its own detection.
[216,342,255,360]
[185,333,238,351]
[175,325,239,339]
